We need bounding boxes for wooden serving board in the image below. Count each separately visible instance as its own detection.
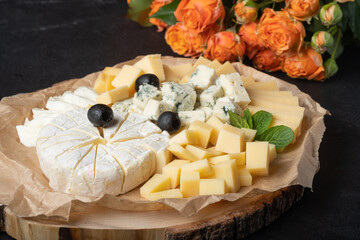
[1,185,303,240]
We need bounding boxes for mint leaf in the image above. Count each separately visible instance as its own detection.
[127,0,153,27]
[256,126,294,149]
[229,111,249,129]
[243,109,253,129]
[252,111,273,136]
[149,0,181,26]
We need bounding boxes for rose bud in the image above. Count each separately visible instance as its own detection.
[319,2,343,26]
[285,0,320,22]
[324,58,338,78]
[311,31,334,54]
[234,0,258,24]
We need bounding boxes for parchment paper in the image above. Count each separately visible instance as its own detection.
[0,56,327,221]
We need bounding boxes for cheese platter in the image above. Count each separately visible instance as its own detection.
[0,55,327,239]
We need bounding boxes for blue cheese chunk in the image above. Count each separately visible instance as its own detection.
[213,96,242,122]
[216,73,251,108]
[133,84,162,109]
[200,85,224,108]
[189,65,217,92]
[161,82,196,112]
[112,98,134,113]
[178,110,206,126]
[143,99,172,121]
[198,107,213,121]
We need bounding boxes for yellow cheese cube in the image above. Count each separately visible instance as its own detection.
[248,94,299,106]
[190,56,212,74]
[179,74,190,83]
[212,159,240,193]
[242,128,257,142]
[169,129,199,146]
[180,171,200,197]
[206,146,225,156]
[246,142,269,176]
[241,75,256,87]
[215,61,237,76]
[167,143,197,161]
[199,179,226,195]
[208,59,222,70]
[154,148,172,174]
[185,145,218,159]
[149,189,183,201]
[162,160,190,188]
[163,64,180,82]
[93,73,107,93]
[102,67,121,91]
[96,85,129,105]
[134,54,165,81]
[111,65,143,96]
[206,115,224,145]
[208,154,233,165]
[232,152,246,166]
[140,174,171,200]
[181,159,213,178]
[237,166,252,187]
[168,63,193,79]
[189,120,213,148]
[269,143,277,163]
[246,81,278,91]
[247,89,293,97]
[215,124,245,154]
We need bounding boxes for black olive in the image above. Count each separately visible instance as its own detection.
[87,104,114,127]
[135,74,160,91]
[157,111,181,134]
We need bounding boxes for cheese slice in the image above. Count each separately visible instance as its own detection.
[208,59,222,70]
[241,76,256,87]
[134,54,165,81]
[163,64,180,82]
[140,174,171,200]
[96,85,129,105]
[206,115,224,145]
[181,159,213,178]
[111,65,143,96]
[248,94,299,106]
[162,160,190,188]
[168,63,193,79]
[212,159,240,193]
[199,179,226,195]
[246,81,278,91]
[247,89,293,97]
[246,142,269,176]
[215,61,237,76]
[180,171,200,197]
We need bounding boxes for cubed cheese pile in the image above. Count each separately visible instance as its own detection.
[140,116,278,201]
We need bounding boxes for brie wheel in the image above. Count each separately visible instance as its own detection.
[37,109,169,197]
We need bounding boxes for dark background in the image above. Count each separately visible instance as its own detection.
[1,0,359,239]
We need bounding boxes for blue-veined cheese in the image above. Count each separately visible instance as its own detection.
[112,98,134,113]
[213,96,242,122]
[161,82,196,111]
[189,65,217,92]
[133,83,162,109]
[199,85,224,108]
[178,110,206,126]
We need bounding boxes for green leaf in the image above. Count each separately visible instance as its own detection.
[252,111,273,136]
[306,18,328,33]
[149,0,181,26]
[243,109,253,129]
[126,0,153,27]
[346,2,360,41]
[256,126,294,149]
[229,111,250,129]
[326,31,344,59]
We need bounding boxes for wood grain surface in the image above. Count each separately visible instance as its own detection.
[1,186,303,240]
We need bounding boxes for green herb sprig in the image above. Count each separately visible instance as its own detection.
[228,110,294,150]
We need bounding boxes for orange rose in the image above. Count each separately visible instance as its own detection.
[149,0,173,32]
[174,0,225,34]
[204,31,245,63]
[238,22,262,59]
[253,49,282,72]
[285,0,320,21]
[234,0,258,24]
[258,8,305,55]
[282,45,325,81]
[127,0,131,4]
[165,23,217,57]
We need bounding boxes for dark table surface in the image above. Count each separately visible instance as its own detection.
[1,1,359,239]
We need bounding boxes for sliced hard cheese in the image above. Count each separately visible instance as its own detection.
[162,160,190,188]
[206,115,225,145]
[206,146,224,157]
[169,129,199,146]
[168,63,193,79]
[134,54,165,81]
[249,98,304,113]
[181,159,213,178]
[199,179,226,195]
[185,145,218,159]
[212,159,240,193]
[188,120,213,148]
[215,124,245,154]
[248,94,299,106]
[96,85,129,105]
[163,64,180,82]
[246,81,278,91]
[140,173,171,200]
[208,59,222,70]
[167,143,197,161]
[111,65,143,96]
[269,143,277,162]
[215,61,236,76]
[242,128,257,142]
[247,89,293,97]
[248,105,303,125]
[237,166,252,187]
[190,56,212,74]
[149,189,183,201]
[241,76,256,87]
[208,154,233,165]
[180,171,200,197]
[94,73,107,93]
[102,67,120,91]
[246,142,269,176]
